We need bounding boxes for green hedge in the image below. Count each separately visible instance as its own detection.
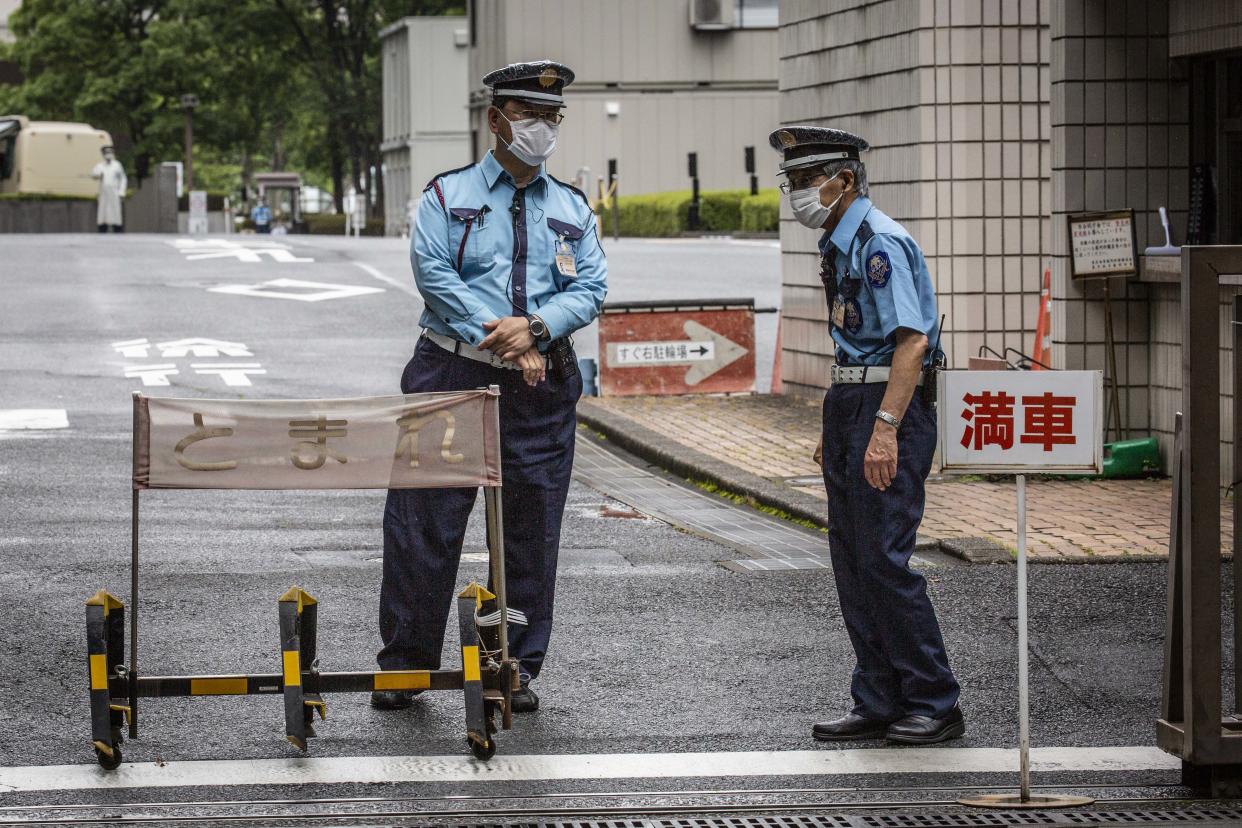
[0,192,95,201]
[304,213,384,236]
[740,190,779,233]
[610,188,779,236]
[612,190,689,237]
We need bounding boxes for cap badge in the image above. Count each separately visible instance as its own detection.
[538,67,559,88]
[778,130,797,148]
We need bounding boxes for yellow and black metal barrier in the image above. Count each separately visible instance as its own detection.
[86,389,515,769]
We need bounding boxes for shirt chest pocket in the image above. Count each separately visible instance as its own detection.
[546,217,584,282]
[448,207,495,271]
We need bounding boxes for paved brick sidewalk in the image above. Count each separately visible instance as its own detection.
[578,394,1233,562]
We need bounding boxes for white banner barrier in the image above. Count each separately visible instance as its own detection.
[133,390,501,490]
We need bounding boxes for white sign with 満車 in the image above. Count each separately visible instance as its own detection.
[937,370,1103,474]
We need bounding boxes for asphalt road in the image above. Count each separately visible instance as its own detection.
[0,232,1208,811]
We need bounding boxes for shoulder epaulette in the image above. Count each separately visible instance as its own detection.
[421,162,476,193]
[549,174,592,210]
[422,162,478,209]
[856,220,875,244]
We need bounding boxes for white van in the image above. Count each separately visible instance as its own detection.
[0,115,114,197]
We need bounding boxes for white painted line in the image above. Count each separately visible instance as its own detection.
[0,747,1179,793]
[352,261,420,299]
[0,409,68,430]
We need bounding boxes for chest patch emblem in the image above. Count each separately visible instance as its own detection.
[867,251,891,288]
[844,298,863,334]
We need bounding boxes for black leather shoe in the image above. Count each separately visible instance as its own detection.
[511,683,539,713]
[886,707,966,744]
[812,712,892,741]
[369,690,420,710]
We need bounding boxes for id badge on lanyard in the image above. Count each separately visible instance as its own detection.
[555,236,577,279]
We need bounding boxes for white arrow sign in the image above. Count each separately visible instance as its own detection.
[605,320,748,386]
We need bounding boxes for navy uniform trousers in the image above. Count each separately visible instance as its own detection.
[378,337,582,681]
[821,382,960,721]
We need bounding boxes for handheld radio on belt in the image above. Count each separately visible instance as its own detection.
[922,313,947,407]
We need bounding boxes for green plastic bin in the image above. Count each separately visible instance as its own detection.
[1098,436,1163,478]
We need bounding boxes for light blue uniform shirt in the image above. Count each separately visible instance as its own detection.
[411,151,608,348]
[818,197,940,366]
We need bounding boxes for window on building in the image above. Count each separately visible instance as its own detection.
[735,0,777,28]
[1189,53,1242,244]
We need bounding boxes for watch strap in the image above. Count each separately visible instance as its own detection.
[527,314,550,341]
[875,409,901,430]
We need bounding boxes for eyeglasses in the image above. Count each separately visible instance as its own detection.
[779,171,827,194]
[505,108,565,125]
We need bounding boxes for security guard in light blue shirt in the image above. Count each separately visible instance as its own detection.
[770,125,963,746]
[818,198,940,368]
[376,60,606,716]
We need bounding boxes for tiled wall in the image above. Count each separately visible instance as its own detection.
[1048,0,1201,470]
[779,0,1239,483]
[777,0,1050,397]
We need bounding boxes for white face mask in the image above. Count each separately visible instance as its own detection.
[789,173,846,229]
[502,116,559,166]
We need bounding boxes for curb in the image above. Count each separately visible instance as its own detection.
[577,399,830,528]
[576,398,944,554]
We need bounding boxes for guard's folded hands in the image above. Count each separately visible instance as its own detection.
[479,316,535,361]
[515,348,546,387]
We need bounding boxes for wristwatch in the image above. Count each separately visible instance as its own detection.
[527,314,550,342]
[875,409,901,430]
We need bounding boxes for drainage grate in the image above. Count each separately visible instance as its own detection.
[661,819,851,828]
[472,811,1242,828]
[1058,811,1242,824]
[857,811,1242,827]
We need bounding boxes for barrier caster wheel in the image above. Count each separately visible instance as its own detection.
[469,737,496,761]
[96,745,122,770]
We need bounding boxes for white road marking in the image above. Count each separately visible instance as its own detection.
[209,278,384,303]
[190,363,267,387]
[352,261,420,299]
[168,238,314,263]
[0,747,1178,793]
[156,338,253,359]
[111,338,151,358]
[0,409,68,430]
[123,364,179,387]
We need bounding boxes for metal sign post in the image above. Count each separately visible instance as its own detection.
[941,369,1102,810]
[1016,473,1029,803]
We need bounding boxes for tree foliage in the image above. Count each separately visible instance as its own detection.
[0,0,465,211]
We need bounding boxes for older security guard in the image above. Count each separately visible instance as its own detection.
[770,126,963,744]
[375,61,606,714]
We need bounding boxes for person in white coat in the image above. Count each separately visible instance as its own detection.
[91,146,127,232]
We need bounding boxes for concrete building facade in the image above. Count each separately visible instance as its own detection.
[380,16,472,236]
[0,0,19,43]
[777,0,1242,482]
[467,0,781,197]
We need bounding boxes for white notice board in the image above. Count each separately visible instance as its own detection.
[188,190,209,235]
[938,370,1104,474]
[1067,209,1137,278]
